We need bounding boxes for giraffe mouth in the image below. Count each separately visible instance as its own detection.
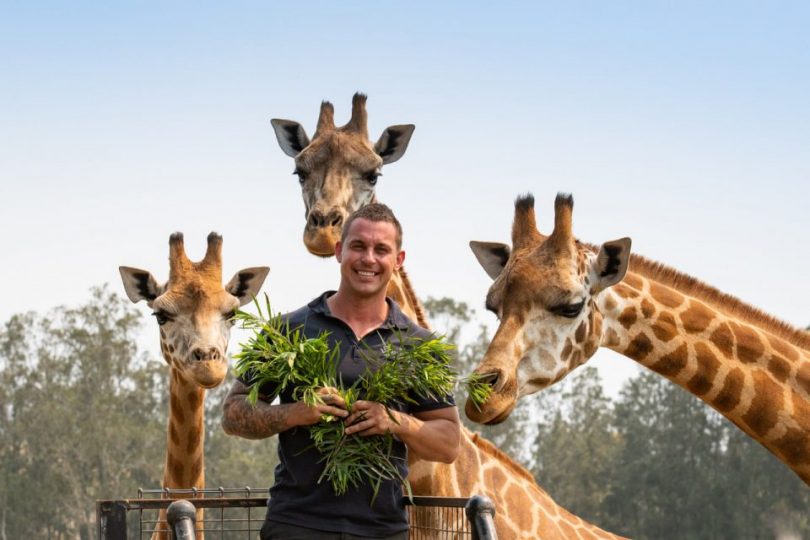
[304,227,339,257]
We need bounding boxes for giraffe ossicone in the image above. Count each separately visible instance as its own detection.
[119,232,269,539]
[467,193,810,485]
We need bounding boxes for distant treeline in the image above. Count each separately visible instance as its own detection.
[0,290,806,539]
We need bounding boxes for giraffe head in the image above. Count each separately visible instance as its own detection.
[466,194,632,424]
[271,93,415,257]
[119,232,269,388]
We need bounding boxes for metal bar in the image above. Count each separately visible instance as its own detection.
[465,495,497,540]
[167,500,197,540]
[97,501,127,540]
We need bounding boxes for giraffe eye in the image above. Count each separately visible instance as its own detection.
[152,310,173,325]
[364,171,381,185]
[293,168,308,184]
[550,300,585,319]
[225,309,238,325]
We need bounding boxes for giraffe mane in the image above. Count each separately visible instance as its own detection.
[583,240,810,351]
[397,266,428,328]
[468,431,537,483]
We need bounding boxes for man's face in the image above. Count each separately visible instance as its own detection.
[335,218,404,299]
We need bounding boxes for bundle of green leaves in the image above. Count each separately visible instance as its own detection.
[232,296,492,503]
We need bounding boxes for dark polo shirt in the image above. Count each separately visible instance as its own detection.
[240,292,455,537]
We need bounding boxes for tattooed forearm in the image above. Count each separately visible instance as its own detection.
[221,381,299,439]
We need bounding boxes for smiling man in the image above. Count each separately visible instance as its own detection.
[222,203,461,540]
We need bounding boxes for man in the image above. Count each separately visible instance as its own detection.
[222,203,461,540]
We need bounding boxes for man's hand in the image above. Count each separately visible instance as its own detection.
[295,387,349,427]
[344,400,399,436]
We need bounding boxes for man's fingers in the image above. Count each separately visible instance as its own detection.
[345,418,377,435]
[318,405,348,418]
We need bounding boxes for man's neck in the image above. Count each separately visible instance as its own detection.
[327,290,389,340]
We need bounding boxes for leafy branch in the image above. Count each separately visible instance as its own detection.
[232,295,492,503]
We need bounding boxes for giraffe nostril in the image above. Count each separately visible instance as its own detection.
[192,347,219,362]
[308,211,326,228]
[328,212,343,228]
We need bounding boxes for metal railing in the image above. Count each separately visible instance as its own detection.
[97,487,497,539]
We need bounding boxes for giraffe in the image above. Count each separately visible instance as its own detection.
[271,96,623,539]
[119,232,269,539]
[271,93,427,327]
[467,193,810,485]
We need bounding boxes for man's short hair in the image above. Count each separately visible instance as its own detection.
[341,203,403,249]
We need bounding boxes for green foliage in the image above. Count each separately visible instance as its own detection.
[232,296,471,503]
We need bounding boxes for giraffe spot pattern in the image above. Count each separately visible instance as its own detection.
[651,343,688,377]
[709,323,734,358]
[741,370,782,437]
[171,398,186,425]
[561,338,573,361]
[790,390,810,434]
[774,427,809,465]
[187,426,201,454]
[640,298,656,318]
[187,391,201,409]
[713,368,744,413]
[169,423,181,446]
[686,343,720,396]
[618,307,637,330]
[651,311,678,343]
[613,283,639,299]
[796,363,810,396]
[169,456,185,483]
[768,335,800,362]
[623,273,644,289]
[189,457,203,482]
[604,295,617,311]
[649,282,684,308]
[625,333,654,362]
[603,328,621,347]
[559,519,578,538]
[729,322,765,363]
[580,529,599,540]
[679,301,714,334]
[768,355,791,383]
[575,321,587,342]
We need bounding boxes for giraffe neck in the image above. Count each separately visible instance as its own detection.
[409,426,624,539]
[163,364,206,490]
[601,269,810,484]
[387,268,429,329]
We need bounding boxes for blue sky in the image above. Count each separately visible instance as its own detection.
[1,2,808,394]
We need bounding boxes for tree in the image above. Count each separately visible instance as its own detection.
[0,287,165,539]
[532,367,617,526]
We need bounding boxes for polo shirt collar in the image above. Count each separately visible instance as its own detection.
[308,291,411,331]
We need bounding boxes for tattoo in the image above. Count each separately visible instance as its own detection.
[221,382,296,439]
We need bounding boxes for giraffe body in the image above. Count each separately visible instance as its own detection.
[120,233,269,539]
[273,98,623,538]
[468,193,810,485]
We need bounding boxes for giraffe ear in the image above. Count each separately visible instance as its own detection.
[470,241,511,281]
[271,119,311,157]
[591,238,632,292]
[119,266,161,303]
[225,267,270,306]
[374,124,415,164]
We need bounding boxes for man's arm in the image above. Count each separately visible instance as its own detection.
[221,379,348,439]
[344,402,461,463]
